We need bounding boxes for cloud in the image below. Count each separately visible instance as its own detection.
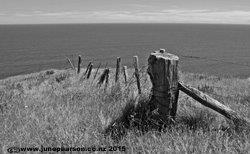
[125,3,154,9]
[108,9,250,24]
[0,13,6,16]
[2,9,250,24]
[14,13,33,17]
[161,9,211,14]
[37,11,80,16]
[13,11,81,17]
[81,9,250,24]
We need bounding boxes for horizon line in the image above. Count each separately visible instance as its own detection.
[1,22,250,26]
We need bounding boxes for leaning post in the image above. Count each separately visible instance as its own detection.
[123,66,128,85]
[133,56,141,95]
[115,57,121,83]
[66,57,75,70]
[98,68,109,86]
[77,55,82,74]
[178,81,250,129]
[93,63,101,79]
[147,49,179,121]
[87,64,93,79]
[104,68,110,91]
[84,61,92,76]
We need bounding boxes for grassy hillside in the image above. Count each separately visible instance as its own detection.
[0,68,249,153]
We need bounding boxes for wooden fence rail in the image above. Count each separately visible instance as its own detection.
[178,81,250,128]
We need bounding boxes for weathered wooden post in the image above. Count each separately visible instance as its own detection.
[133,56,141,94]
[98,68,109,86]
[87,64,93,79]
[147,49,179,121]
[123,66,128,85]
[93,63,101,79]
[178,82,250,129]
[77,55,82,74]
[84,61,92,76]
[66,57,75,70]
[115,57,121,83]
[105,68,110,90]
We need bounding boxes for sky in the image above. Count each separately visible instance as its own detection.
[1,0,250,24]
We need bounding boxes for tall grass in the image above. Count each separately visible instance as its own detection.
[0,68,249,153]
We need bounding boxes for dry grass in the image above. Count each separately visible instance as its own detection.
[0,68,249,153]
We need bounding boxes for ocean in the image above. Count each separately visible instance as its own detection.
[0,23,250,79]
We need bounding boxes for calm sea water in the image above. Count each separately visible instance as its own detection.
[0,23,250,79]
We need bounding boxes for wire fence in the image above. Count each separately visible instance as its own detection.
[178,54,250,68]
[64,49,250,70]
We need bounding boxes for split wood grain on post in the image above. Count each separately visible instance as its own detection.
[147,49,179,121]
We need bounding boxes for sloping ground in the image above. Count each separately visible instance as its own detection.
[0,68,249,153]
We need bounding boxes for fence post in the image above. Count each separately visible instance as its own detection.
[115,57,121,83]
[105,68,110,90]
[98,68,109,86]
[123,66,128,85]
[133,56,141,95]
[93,63,101,79]
[77,55,82,74]
[84,62,92,76]
[87,64,93,79]
[147,49,179,121]
[66,57,75,70]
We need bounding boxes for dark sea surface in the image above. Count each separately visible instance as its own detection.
[0,23,250,79]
